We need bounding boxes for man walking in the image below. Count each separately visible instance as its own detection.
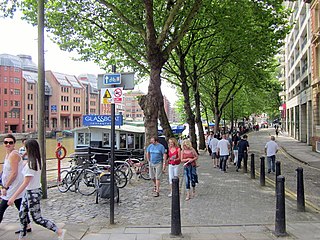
[209,134,219,168]
[265,135,279,173]
[236,135,249,172]
[217,134,230,172]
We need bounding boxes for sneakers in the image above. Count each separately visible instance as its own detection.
[168,193,172,197]
[58,229,66,240]
[15,228,32,234]
[153,192,159,197]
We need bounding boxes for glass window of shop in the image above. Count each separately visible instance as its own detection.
[103,133,110,147]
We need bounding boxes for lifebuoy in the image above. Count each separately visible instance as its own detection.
[55,146,67,160]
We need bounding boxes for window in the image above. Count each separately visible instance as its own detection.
[27,104,33,110]
[127,134,134,148]
[14,78,20,84]
[4,88,7,94]
[103,133,110,146]
[14,89,20,95]
[4,77,7,82]
[4,100,7,106]
[120,133,127,148]
[28,84,33,90]
[27,94,33,100]
[77,133,91,145]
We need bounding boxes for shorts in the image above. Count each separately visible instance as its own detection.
[149,162,163,180]
[211,152,217,159]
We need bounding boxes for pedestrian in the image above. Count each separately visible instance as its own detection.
[146,136,167,197]
[209,134,219,168]
[275,126,279,137]
[216,134,230,172]
[164,138,181,197]
[236,135,249,172]
[8,139,66,240]
[232,132,241,166]
[181,139,198,201]
[265,136,279,173]
[206,131,214,156]
[19,138,28,164]
[0,134,31,234]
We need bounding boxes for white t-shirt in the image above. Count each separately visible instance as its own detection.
[22,164,42,190]
[265,140,279,157]
[209,138,219,153]
[217,139,230,156]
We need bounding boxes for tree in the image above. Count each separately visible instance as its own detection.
[1,0,203,143]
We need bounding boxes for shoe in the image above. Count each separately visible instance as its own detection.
[153,192,159,197]
[58,229,67,240]
[268,170,271,174]
[18,231,27,240]
[15,228,32,234]
[168,193,172,197]
[236,169,239,172]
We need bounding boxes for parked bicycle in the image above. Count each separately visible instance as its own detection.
[116,153,150,180]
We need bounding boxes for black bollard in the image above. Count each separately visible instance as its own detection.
[250,153,255,179]
[171,177,182,237]
[260,156,265,186]
[296,167,305,212]
[275,175,287,237]
[243,153,248,173]
[275,161,281,194]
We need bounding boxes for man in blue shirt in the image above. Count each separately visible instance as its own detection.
[146,136,166,197]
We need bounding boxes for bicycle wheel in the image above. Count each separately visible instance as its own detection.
[78,169,97,196]
[114,169,128,188]
[117,163,133,180]
[140,163,151,180]
[57,170,72,193]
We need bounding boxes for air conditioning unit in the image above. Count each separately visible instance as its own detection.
[316,141,320,153]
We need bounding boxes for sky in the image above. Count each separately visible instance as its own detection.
[0,14,178,104]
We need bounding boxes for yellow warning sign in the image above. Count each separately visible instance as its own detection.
[103,89,111,98]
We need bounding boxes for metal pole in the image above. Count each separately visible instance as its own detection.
[275,161,281,194]
[243,152,248,173]
[171,177,182,237]
[38,0,47,198]
[110,103,115,224]
[250,153,255,179]
[260,156,265,186]
[296,167,305,212]
[275,175,287,237]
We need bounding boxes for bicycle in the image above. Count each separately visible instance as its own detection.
[57,157,96,195]
[117,154,150,180]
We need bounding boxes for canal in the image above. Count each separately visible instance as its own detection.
[0,137,75,183]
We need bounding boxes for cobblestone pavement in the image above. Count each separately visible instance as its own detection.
[2,129,320,234]
[248,128,320,211]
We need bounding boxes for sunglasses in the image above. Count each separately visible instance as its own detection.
[4,141,14,145]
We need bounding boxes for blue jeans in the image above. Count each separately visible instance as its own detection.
[184,165,198,189]
[267,155,276,172]
[219,155,228,172]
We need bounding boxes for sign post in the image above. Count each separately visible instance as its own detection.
[97,68,134,225]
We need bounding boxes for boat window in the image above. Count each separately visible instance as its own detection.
[103,133,110,146]
[127,133,134,149]
[120,133,126,148]
[78,133,91,145]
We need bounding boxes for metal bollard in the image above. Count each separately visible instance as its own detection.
[250,153,255,179]
[243,153,248,173]
[296,167,305,212]
[275,175,287,237]
[171,177,182,237]
[275,161,281,194]
[260,156,265,186]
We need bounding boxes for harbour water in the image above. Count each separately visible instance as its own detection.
[0,137,75,181]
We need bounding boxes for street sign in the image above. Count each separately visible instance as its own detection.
[104,73,121,85]
[51,105,57,113]
[101,87,123,104]
[97,72,134,90]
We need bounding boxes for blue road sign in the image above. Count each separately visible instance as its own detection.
[51,105,57,112]
[104,73,121,85]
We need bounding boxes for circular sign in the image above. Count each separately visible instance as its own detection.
[114,88,122,98]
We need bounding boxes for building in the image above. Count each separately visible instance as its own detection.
[310,0,320,150]
[122,90,144,121]
[283,1,313,144]
[78,74,100,115]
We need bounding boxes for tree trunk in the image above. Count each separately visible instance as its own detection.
[193,82,205,150]
[139,66,163,146]
[158,98,173,139]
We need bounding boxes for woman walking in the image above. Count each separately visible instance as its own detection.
[0,134,31,233]
[181,140,198,201]
[164,138,181,197]
[8,139,66,240]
